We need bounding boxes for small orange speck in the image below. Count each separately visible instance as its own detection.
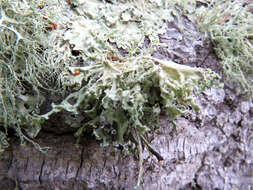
[107,55,119,61]
[38,5,44,9]
[179,100,185,105]
[73,69,81,76]
[217,14,230,25]
[109,22,116,27]
[45,22,57,30]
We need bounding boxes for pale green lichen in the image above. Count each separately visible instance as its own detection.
[0,0,224,187]
[194,0,253,97]
[41,55,219,147]
[0,0,221,162]
[0,0,69,152]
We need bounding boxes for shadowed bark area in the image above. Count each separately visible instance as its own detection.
[4,134,138,190]
[0,13,253,190]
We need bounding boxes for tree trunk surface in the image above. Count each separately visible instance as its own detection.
[0,15,253,190]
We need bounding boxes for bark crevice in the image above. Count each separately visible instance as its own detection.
[39,157,45,184]
[75,146,84,179]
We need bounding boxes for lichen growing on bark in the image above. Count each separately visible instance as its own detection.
[42,55,218,146]
[0,0,220,166]
[194,0,253,97]
[0,0,64,153]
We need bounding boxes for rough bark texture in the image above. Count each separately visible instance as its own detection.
[0,16,253,190]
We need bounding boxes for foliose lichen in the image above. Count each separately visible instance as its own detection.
[0,0,222,163]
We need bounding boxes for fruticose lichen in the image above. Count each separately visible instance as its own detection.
[194,0,253,97]
[0,0,222,169]
[0,0,68,153]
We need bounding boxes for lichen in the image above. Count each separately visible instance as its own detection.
[42,55,218,145]
[0,0,221,173]
[194,0,253,97]
[0,0,226,188]
[0,0,69,152]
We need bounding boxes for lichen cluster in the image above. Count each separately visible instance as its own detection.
[4,0,253,188]
[0,0,63,152]
[0,0,219,155]
[195,0,253,96]
[5,4,253,183]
